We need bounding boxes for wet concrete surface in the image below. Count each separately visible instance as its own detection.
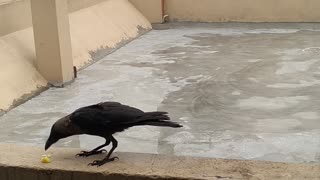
[1,23,320,164]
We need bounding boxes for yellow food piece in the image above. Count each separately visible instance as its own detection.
[41,155,51,163]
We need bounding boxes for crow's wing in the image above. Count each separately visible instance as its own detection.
[83,102,144,115]
[69,102,145,134]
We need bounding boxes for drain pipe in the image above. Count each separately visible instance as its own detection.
[161,0,169,23]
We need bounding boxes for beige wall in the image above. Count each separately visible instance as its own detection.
[0,0,32,36]
[2,0,320,34]
[69,0,151,68]
[0,28,47,111]
[0,0,110,36]
[68,0,107,12]
[0,0,151,112]
[167,0,320,22]
[129,0,162,23]
[129,0,320,23]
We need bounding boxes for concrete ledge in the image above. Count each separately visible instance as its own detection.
[0,144,319,180]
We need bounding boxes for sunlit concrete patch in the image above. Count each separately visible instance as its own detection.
[267,79,320,88]
[1,23,320,164]
[173,130,320,163]
[248,77,259,83]
[164,131,196,144]
[276,59,319,75]
[231,91,241,95]
[237,96,309,110]
[293,112,319,120]
[246,29,300,34]
[194,50,219,55]
[302,47,320,52]
[254,118,302,132]
[248,59,263,63]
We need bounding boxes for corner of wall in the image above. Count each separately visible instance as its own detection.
[0,0,152,113]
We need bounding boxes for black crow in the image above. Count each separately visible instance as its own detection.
[45,101,182,166]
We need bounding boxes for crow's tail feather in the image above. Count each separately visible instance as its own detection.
[138,120,182,128]
[134,112,182,128]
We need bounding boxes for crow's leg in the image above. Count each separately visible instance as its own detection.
[77,139,110,157]
[88,136,118,166]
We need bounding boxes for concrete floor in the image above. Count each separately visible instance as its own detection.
[1,23,320,164]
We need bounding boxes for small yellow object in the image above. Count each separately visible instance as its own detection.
[41,155,51,163]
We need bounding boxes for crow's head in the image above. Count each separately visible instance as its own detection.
[45,115,74,151]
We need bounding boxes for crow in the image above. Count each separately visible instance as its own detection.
[45,101,182,166]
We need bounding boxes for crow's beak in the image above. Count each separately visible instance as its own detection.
[45,137,57,151]
[45,140,52,151]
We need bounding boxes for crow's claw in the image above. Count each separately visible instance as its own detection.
[76,149,107,157]
[88,157,119,167]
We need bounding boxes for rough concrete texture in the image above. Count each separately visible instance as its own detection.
[1,23,320,164]
[0,143,319,180]
[0,0,151,111]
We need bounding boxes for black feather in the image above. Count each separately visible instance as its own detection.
[69,102,182,135]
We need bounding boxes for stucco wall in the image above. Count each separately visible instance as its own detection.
[167,0,320,22]
[0,0,32,36]
[0,0,116,36]
[129,0,162,23]
[0,0,151,112]
[0,28,47,112]
[69,0,151,68]
[129,0,320,23]
[0,0,111,37]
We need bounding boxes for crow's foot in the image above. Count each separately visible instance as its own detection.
[88,157,119,167]
[76,149,107,157]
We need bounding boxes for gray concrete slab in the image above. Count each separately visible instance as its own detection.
[1,23,320,164]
